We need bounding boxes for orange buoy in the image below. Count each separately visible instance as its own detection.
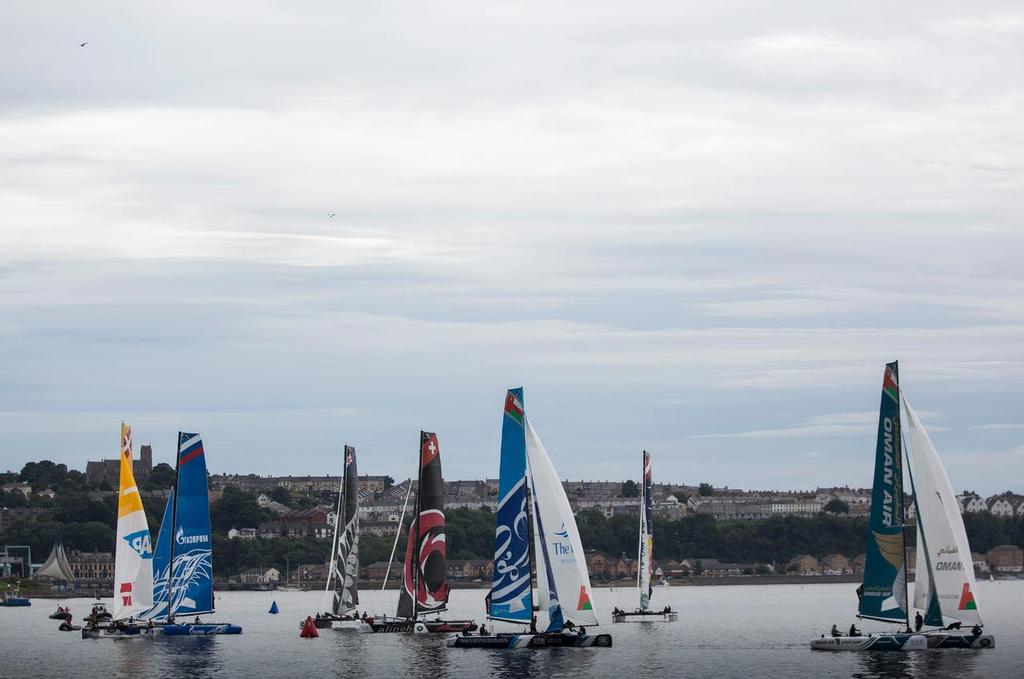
[300,616,319,638]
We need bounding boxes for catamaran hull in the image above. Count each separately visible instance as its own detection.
[811,635,927,651]
[612,611,678,623]
[447,632,613,649]
[300,616,371,631]
[81,626,156,640]
[811,633,994,651]
[369,618,477,634]
[0,598,31,607]
[161,623,243,635]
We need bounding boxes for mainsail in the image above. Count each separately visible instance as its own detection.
[858,362,908,624]
[148,432,214,620]
[489,387,533,623]
[330,445,360,616]
[638,450,653,611]
[396,432,449,619]
[35,537,75,581]
[903,396,982,627]
[525,419,598,630]
[112,423,154,620]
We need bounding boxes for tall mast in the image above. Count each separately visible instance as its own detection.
[893,362,910,632]
[167,432,183,620]
[323,460,345,612]
[412,432,424,621]
[636,450,644,592]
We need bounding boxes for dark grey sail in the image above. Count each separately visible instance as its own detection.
[331,445,359,615]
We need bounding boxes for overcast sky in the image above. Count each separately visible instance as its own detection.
[2,2,1022,494]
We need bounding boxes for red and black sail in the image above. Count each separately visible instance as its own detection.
[396,431,449,619]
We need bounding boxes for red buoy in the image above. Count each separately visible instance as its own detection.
[300,616,319,638]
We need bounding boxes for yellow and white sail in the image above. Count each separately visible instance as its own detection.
[112,423,154,620]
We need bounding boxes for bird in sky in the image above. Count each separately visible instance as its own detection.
[327,213,337,218]
[79,42,88,47]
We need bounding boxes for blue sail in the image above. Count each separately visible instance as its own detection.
[858,362,908,624]
[148,488,175,619]
[150,433,214,620]
[489,387,533,623]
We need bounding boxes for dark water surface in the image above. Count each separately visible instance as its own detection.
[2,581,1020,678]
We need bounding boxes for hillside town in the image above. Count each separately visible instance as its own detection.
[4,452,1024,588]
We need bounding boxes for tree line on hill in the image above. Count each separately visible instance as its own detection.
[5,460,1024,577]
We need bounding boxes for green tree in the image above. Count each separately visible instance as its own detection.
[19,460,69,489]
[698,483,715,497]
[211,487,274,533]
[143,463,176,490]
[822,499,850,515]
[621,480,639,498]
[269,486,292,506]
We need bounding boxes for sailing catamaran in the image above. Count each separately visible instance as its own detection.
[449,387,612,649]
[369,432,477,633]
[146,432,241,635]
[309,445,368,630]
[82,423,155,638]
[811,362,994,651]
[613,451,677,623]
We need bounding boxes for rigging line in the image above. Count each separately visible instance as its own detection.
[382,478,414,592]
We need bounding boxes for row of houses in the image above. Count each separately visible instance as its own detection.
[786,545,1024,576]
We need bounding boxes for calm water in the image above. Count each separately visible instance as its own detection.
[2,581,1021,679]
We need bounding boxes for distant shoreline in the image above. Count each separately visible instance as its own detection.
[25,572,1020,598]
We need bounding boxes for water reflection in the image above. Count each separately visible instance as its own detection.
[852,649,984,679]
[152,636,222,679]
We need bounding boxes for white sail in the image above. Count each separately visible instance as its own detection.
[638,451,653,610]
[911,521,931,614]
[903,396,982,626]
[35,539,75,581]
[112,423,154,621]
[525,418,598,627]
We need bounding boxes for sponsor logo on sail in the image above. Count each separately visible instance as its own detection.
[123,530,153,559]
[881,418,895,527]
[176,526,209,546]
[551,523,574,557]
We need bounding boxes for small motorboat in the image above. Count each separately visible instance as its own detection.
[0,590,31,607]
[83,602,112,623]
[611,606,678,623]
[49,606,73,620]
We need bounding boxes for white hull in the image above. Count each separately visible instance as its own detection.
[612,611,678,623]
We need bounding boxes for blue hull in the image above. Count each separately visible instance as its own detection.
[0,598,31,607]
[162,623,242,635]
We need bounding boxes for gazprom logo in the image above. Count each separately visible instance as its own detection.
[175,526,209,545]
[124,530,153,559]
